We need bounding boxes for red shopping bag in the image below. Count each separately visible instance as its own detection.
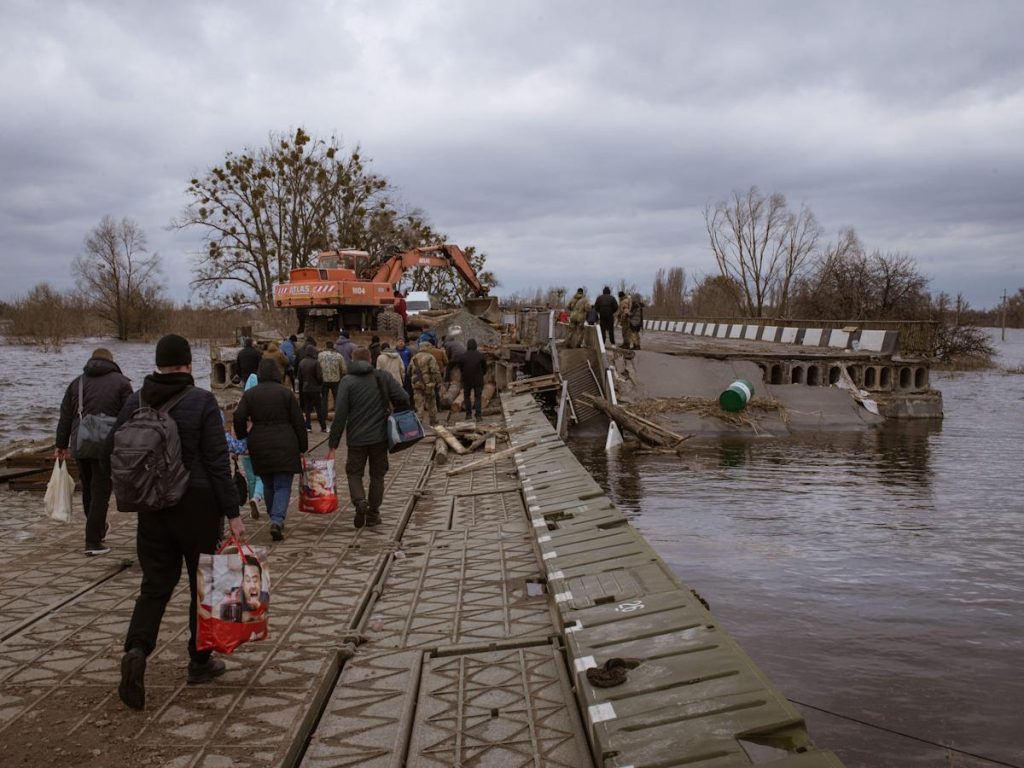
[299,457,338,514]
[196,538,270,654]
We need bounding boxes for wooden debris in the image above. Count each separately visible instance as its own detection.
[446,440,539,476]
[484,435,496,453]
[433,425,468,455]
[507,373,561,394]
[579,394,692,448]
[433,436,449,466]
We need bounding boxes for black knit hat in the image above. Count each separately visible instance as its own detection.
[155,334,192,367]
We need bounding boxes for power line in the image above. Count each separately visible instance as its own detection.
[790,698,1022,768]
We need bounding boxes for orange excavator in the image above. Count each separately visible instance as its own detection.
[272,244,489,337]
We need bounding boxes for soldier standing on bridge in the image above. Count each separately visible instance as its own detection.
[616,291,632,349]
[594,286,618,347]
[566,287,589,348]
[409,343,442,426]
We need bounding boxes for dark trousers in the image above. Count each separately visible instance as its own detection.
[345,442,389,512]
[301,390,326,430]
[78,458,112,547]
[124,488,221,662]
[463,382,483,418]
[599,315,616,346]
[321,381,340,415]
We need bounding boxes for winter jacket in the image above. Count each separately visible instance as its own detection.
[421,344,448,370]
[109,372,239,518]
[328,360,410,448]
[617,295,633,324]
[236,345,262,382]
[377,349,406,387]
[335,337,356,364]
[264,342,290,376]
[297,350,323,393]
[318,349,345,383]
[56,357,133,458]
[409,350,442,391]
[397,345,412,367]
[444,338,466,363]
[568,291,589,324]
[457,348,487,388]
[594,293,618,320]
[233,359,308,475]
[369,341,381,367]
[629,294,644,329]
[279,339,297,367]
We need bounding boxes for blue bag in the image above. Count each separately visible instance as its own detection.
[375,372,425,453]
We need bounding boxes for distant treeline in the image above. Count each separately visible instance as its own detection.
[0,282,284,347]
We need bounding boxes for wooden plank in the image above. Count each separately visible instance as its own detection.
[445,440,539,476]
[432,425,468,455]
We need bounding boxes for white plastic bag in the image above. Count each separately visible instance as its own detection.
[44,460,74,522]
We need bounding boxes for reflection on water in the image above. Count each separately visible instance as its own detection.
[572,330,1024,768]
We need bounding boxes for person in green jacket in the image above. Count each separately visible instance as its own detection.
[566,287,589,348]
[326,346,410,528]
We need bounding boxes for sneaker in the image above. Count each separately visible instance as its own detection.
[270,523,283,541]
[249,499,260,520]
[365,510,381,528]
[187,657,226,685]
[353,500,368,529]
[84,544,111,556]
[118,648,147,710]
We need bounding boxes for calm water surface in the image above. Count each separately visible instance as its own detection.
[1,333,1021,766]
[572,329,1024,768]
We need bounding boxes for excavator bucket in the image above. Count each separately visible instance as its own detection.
[464,296,501,323]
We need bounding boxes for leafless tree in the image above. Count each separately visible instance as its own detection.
[73,216,163,339]
[651,267,686,316]
[704,186,821,317]
[689,274,743,317]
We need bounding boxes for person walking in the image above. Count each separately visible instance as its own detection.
[457,338,487,420]
[629,292,645,350]
[326,346,410,528]
[114,334,244,711]
[443,333,466,381]
[376,342,406,387]
[567,287,589,348]
[240,373,265,519]
[395,337,412,367]
[233,358,307,541]
[409,343,442,426]
[279,335,298,391]
[264,340,290,379]
[297,344,326,432]
[335,330,356,365]
[236,337,262,383]
[617,292,634,349]
[369,335,382,367]
[55,348,132,556]
[318,341,345,415]
[594,286,619,347]
[393,290,408,331]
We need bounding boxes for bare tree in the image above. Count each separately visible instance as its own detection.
[651,267,686,316]
[73,216,163,339]
[704,186,821,317]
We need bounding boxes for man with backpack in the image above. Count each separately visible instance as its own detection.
[326,346,409,528]
[55,348,132,556]
[628,292,645,350]
[110,334,245,711]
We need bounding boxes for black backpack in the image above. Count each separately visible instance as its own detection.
[111,388,192,512]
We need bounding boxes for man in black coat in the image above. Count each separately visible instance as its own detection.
[236,337,262,383]
[297,344,326,431]
[457,338,487,419]
[55,348,132,556]
[594,286,619,347]
[114,335,245,712]
[326,346,409,529]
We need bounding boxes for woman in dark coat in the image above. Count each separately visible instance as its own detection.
[234,358,307,540]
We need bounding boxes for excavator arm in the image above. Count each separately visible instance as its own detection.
[371,245,487,296]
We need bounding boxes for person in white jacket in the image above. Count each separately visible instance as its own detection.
[376,343,406,387]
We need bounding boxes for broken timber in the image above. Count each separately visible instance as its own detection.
[445,439,539,476]
[579,393,691,448]
[507,372,561,394]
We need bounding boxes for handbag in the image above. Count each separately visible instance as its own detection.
[299,456,338,513]
[75,377,117,459]
[375,372,425,453]
[196,538,270,654]
[232,456,249,506]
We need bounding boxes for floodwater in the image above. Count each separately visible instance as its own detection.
[572,329,1024,768]
[1,332,1022,766]
[0,338,211,448]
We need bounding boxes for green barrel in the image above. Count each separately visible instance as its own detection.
[719,379,754,412]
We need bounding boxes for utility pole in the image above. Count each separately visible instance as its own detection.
[1001,288,1008,342]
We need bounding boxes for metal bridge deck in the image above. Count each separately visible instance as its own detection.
[1,398,843,767]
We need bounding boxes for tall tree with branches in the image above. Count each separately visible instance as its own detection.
[704,186,821,317]
[73,216,163,339]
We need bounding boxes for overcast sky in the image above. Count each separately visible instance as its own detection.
[1,0,1021,309]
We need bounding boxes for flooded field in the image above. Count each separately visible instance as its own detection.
[574,329,1024,768]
